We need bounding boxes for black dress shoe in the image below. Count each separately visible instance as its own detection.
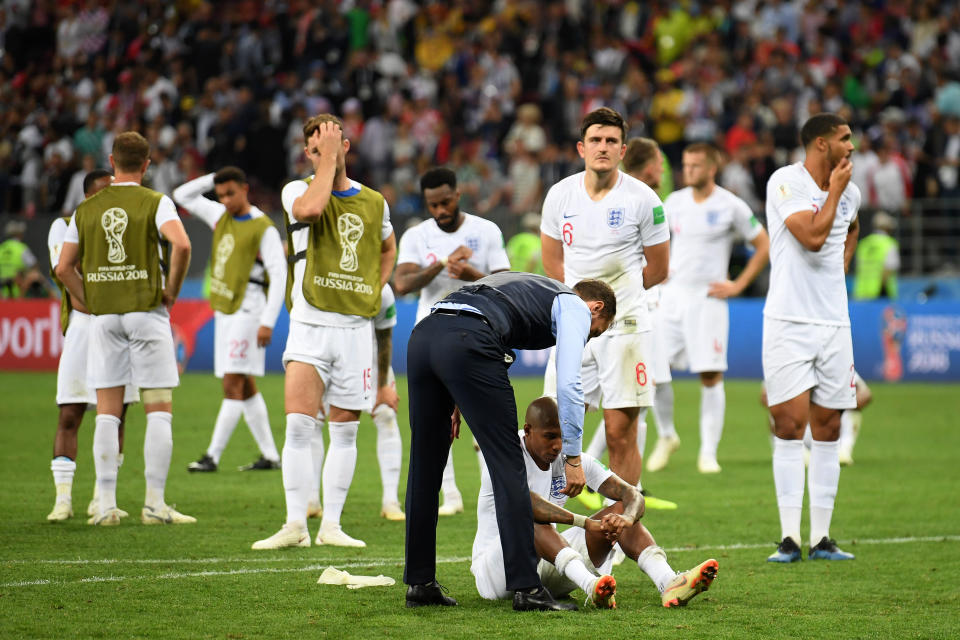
[406,581,458,607]
[513,586,578,611]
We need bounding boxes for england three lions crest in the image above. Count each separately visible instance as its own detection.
[606,207,625,229]
[466,236,480,252]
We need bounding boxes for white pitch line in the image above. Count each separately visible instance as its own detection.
[2,535,958,589]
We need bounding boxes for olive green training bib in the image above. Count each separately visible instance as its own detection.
[209,213,274,314]
[76,184,164,315]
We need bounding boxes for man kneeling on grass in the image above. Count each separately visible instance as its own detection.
[471,397,719,609]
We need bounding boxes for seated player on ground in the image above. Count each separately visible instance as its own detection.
[471,397,717,609]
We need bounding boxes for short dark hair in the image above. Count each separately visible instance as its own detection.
[622,138,660,173]
[112,131,150,172]
[420,167,457,192]
[213,166,248,185]
[683,142,721,166]
[800,113,847,148]
[572,279,617,320]
[580,107,628,142]
[83,169,112,196]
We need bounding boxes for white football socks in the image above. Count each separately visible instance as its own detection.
[243,392,280,462]
[772,436,804,545]
[585,417,607,460]
[554,546,597,596]
[699,382,725,461]
[93,414,121,514]
[440,450,461,504]
[809,439,840,544]
[372,404,402,505]
[207,399,244,464]
[637,545,676,593]
[652,382,677,439]
[838,409,859,452]
[310,417,325,504]
[282,413,316,527]
[51,457,76,504]
[144,411,173,509]
[320,420,359,529]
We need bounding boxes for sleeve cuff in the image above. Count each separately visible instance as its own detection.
[561,441,582,457]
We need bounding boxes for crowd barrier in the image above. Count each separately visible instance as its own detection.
[3,297,959,383]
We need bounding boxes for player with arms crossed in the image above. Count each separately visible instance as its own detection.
[393,167,510,516]
[57,131,195,526]
[472,396,718,610]
[541,108,670,493]
[651,143,770,473]
[764,113,860,563]
[46,169,139,522]
[172,167,286,473]
[253,114,396,549]
[307,283,405,522]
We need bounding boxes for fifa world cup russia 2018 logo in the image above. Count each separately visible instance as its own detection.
[101,208,129,264]
[214,233,235,280]
[337,212,364,272]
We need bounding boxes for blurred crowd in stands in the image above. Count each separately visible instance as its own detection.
[2,0,960,266]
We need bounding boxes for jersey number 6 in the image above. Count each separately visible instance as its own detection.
[635,362,647,386]
[562,223,573,246]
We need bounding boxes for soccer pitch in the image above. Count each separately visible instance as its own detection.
[1,371,958,639]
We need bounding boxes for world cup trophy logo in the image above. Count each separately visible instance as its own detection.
[214,233,235,280]
[337,212,364,272]
[101,207,128,264]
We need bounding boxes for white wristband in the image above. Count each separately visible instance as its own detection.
[571,513,587,528]
[439,256,449,266]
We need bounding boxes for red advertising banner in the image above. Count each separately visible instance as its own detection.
[0,299,213,372]
[0,300,63,370]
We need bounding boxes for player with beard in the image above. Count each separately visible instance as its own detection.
[394,167,510,516]
[763,113,860,563]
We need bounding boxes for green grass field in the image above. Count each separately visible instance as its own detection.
[1,371,958,639]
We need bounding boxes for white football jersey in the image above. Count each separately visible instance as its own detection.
[48,217,68,271]
[541,171,669,332]
[664,185,762,291]
[396,213,510,322]
[764,162,861,326]
[474,431,613,549]
[281,178,393,328]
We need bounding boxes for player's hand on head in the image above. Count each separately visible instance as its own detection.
[257,326,273,347]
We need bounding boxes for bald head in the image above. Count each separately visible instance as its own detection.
[525,396,560,431]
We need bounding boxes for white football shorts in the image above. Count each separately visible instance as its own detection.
[644,304,672,385]
[283,319,373,412]
[57,311,138,405]
[584,328,653,409]
[88,308,180,390]
[214,309,266,378]
[762,316,856,410]
[658,286,729,374]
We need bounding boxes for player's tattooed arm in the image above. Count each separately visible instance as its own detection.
[596,475,644,523]
[529,492,602,533]
[374,328,399,411]
[393,261,445,295]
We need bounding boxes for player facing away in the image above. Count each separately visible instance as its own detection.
[541,108,670,493]
[172,167,286,472]
[393,167,511,516]
[47,169,140,522]
[652,143,770,473]
[763,113,860,562]
[252,114,396,549]
[306,284,405,522]
[471,397,718,609]
[56,131,196,526]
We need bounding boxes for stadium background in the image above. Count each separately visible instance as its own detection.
[2,0,960,381]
